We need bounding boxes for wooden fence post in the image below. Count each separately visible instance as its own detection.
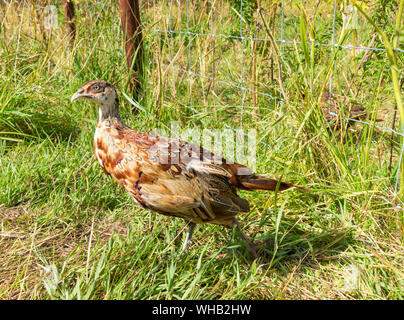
[62,0,76,47]
[119,0,144,102]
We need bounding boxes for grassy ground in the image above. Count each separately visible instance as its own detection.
[0,0,403,299]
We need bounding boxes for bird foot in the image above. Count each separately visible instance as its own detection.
[244,240,259,260]
[180,222,196,254]
[232,218,259,260]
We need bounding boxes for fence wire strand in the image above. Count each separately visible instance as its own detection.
[240,0,246,128]
[148,29,404,53]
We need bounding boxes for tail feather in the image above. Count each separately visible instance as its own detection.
[239,175,308,192]
[239,175,292,191]
[223,163,308,192]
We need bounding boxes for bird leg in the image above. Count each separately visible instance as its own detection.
[232,218,258,259]
[181,222,196,252]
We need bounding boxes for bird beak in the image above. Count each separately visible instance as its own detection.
[71,89,84,102]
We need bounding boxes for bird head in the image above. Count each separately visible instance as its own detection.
[71,80,117,106]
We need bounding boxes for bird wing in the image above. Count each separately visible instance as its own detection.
[97,126,250,225]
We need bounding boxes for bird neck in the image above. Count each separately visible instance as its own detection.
[98,97,121,124]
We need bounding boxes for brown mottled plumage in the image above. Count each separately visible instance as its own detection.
[71,80,299,258]
[319,92,381,130]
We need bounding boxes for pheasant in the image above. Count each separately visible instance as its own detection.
[71,80,300,258]
[319,92,381,130]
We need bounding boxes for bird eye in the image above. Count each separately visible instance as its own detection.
[93,85,100,91]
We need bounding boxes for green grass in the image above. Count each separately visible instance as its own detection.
[0,0,403,300]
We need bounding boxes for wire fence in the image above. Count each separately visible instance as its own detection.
[143,0,403,196]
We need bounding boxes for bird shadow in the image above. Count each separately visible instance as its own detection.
[230,223,354,270]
